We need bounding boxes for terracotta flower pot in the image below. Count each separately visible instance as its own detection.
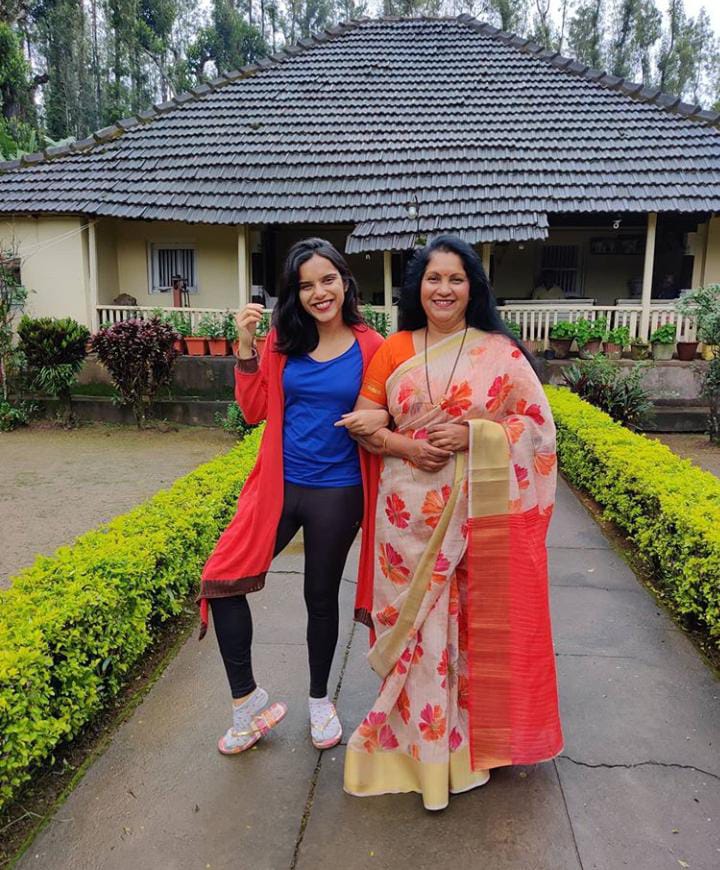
[604,341,623,360]
[208,338,231,356]
[549,338,573,359]
[579,338,603,359]
[172,338,186,354]
[675,341,699,362]
[651,342,675,361]
[185,337,208,356]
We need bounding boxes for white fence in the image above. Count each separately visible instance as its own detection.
[97,303,697,346]
[497,304,697,347]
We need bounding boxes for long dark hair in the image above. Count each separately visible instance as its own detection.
[273,238,365,356]
[398,235,536,368]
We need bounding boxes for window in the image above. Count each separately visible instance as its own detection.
[540,245,581,295]
[149,245,198,294]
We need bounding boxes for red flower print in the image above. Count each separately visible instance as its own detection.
[458,675,470,710]
[449,727,463,751]
[376,604,399,628]
[503,416,525,445]
[385,493,411,528]
[440,381,473,417]
[437,648,449,687]
[534,452,557,476]
[411,637,424,665]
[486,374,513,413]
[431,550,451,585]
[379,543,411,586]
[514,464,530,490]
[409,743,421,762]
[418,703,447,742]
[395,646,412,675]
[397,688,411,724]
[397,379,425,415]
[413,428,429,441]
[358,711,399,753]
[515,398,545,426]
[511,349,521,359]
[421,485,452,529]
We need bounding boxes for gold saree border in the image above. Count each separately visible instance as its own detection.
[466,418,512,769]
[344,745,490,810]
[367,451,466,679]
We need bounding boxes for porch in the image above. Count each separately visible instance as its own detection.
[86,210,717,343]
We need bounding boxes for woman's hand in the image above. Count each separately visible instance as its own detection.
[335,408,390,436]
[408,439,452,472]
[427,423,469,453]
[234,303,265,358]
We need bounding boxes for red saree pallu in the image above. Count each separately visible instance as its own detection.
[345,328,562,810]
[197,325,383,639]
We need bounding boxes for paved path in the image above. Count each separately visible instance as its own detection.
[16,481,720,870]
[0,425,230,588]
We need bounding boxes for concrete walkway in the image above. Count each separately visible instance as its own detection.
[16,481,720,870]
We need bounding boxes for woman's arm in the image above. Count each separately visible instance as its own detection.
[233,305,271,424]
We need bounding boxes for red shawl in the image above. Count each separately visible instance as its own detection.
[198,325,383,638]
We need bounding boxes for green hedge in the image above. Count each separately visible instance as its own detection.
[546,387,720,645]
[0,427,262,810]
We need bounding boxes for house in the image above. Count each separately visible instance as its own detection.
[1,14,720,343]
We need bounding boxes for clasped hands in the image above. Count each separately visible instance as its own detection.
[335,410,468,470]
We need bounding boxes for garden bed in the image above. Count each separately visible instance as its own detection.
[0,427,262,812]
[547,387,720,646]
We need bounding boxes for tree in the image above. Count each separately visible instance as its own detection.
[0,21,39,157]
[187,0,267,80]
[566,0,605,70]
[485,0,528,34]
[609,0,661,81]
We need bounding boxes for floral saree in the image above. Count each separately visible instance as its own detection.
[344,328,562,810]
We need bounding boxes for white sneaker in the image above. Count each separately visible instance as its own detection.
[309,696,342,750]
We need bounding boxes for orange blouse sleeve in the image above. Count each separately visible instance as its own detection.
[360,331,415,407]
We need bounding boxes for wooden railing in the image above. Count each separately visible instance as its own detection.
[97,303,696,346]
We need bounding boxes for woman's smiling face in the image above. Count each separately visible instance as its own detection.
[297,254,346,325]
[420,250,470,330]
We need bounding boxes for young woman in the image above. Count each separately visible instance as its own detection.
[198,238,385,755]
[338,236,562,810]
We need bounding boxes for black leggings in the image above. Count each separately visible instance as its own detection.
[210,481,363,699]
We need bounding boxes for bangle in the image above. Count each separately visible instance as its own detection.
[382,432,391,454]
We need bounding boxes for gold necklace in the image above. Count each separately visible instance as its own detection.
[424,325,469,407]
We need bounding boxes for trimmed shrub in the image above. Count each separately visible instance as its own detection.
[546,386,720,644]
[0,427,262,810]
[17,316,90,424]
[91,318,179,427]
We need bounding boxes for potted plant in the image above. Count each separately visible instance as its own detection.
[222,311,238,356]
[676,334,699,361]
[604,325,630,360]
[255,311,271,357]
[650,324,677,361]
[575,317,608,359]
[548,321,575,359]
[194,313,227,356]
[166,311,191,353]
[185,316,209,356]
[630,337,651,360]
[505,320,522,341]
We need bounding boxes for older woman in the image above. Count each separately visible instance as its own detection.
[337,236,562,811]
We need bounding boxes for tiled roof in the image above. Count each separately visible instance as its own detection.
[1,15,719,250]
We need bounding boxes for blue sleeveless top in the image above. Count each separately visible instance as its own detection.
[282,341,363,488]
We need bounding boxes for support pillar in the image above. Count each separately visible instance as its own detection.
[640,213,657,340]
[383,251,394,331]
[481,242,492,278]
[87,220,99,331]
[237,225,251,308]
